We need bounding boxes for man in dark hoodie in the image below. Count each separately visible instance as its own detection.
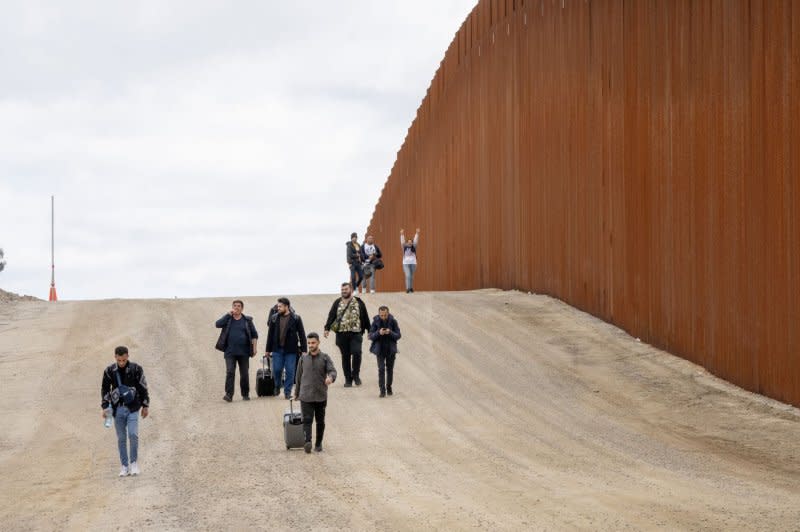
[266,297,307,399]
[100,346,150,477]
[324,282,370,387]
[368,306,402,397]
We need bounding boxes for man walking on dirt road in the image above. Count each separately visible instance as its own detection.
[215,300,258,402]
[324,282,369,387]
[265,297,307,399]
[368,305,401,398]
[100,346,150,477]
[294,332,337,453]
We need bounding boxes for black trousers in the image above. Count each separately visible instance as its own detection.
[225,355,250,397]
[376,352,396,392]
[335,332,363,383]
[301,400,327,445]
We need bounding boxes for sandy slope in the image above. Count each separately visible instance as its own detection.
[1,289,799,531]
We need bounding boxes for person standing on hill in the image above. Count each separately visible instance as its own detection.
[346,232,365,294]
[215,300,258,402]
[324,282,370,387]
[265,297,307,399]
[294,332,337,453]
[401,228,420,293]
[100,346,150,477]
[360,234,383,294]
[368,305,401,398]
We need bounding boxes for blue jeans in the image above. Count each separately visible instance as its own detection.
[350,262,364,289]
[114,405,139,466]
[403,264,417,291]
[271,348,297,397]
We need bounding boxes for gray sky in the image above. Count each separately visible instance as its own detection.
[0,1,474,300]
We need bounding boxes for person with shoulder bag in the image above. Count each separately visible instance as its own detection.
[100,345,150,477]
[324,282,370,387]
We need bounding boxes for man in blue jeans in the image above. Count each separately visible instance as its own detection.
[266,297,307,399]
[100,346,150,477]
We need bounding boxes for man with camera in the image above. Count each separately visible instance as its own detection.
[100,346,150,477]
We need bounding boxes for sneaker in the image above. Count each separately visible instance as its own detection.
[242,396,250,401]
[370,290,376,294]
[387,387,393,396]
[406,289,411,293]
[304,442,312,454]
[223,394,232,402]
[314,444,323,452]
[284,394,291,400]
[119,465,129,477]
[354,377,362,386]
[343,381,353,388]
[129,462,140,476]
[379,391,386,398]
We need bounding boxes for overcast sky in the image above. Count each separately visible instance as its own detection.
[0,1,474,300]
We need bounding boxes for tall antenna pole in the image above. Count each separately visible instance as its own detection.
[48,195,58,302]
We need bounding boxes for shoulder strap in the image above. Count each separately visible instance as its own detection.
[334,298,355,328]
[114,367,122,387]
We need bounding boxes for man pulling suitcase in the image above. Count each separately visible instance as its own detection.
[293,332,337,453]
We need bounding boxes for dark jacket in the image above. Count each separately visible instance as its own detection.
[266,311,307,355]
[295,351,337,402]
[368,314,402,355]
[101,362,150,414]
[346,241,362,265]
[215,313,258,357]
[359,243,383,264]
[324,296,370,334]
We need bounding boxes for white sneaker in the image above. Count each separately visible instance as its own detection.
[119,465,129,477]
[370,290,375,294]
[129,462,140,476]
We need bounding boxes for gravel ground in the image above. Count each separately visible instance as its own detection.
[1,289,799,531]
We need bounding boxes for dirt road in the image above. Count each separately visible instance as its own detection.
[1,290,799,530]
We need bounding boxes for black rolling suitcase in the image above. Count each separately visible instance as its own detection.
[256,356,275,397]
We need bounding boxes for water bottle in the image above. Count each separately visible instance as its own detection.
[104,407,113,428]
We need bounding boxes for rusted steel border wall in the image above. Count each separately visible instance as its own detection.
[366,0,800,406]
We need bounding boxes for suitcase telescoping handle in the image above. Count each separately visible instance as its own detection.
[289,399,295,415]
[262,355,271,377]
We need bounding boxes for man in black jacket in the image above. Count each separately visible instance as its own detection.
[215,300,259,402]
[266,297,307,399]
[100,345,150,477]
[346,232,364,294]
[324,282,370,387]
[368,306,402,397]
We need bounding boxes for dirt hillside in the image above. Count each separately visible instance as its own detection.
[1,290,799,531]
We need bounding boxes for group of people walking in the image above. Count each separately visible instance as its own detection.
[100,279,405,473]
[346,228,421,294]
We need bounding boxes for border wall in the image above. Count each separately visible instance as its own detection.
[366,0,800,406]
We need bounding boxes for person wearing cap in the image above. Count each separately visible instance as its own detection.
[346,232,365,294]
